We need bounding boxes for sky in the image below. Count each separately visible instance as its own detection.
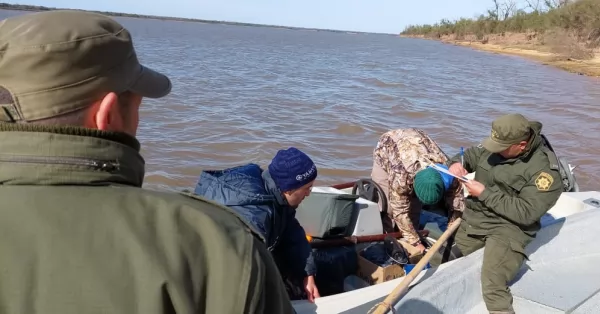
[7,0,527,34]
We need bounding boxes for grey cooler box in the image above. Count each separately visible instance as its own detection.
[295,192,360,239]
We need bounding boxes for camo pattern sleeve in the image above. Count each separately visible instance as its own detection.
[373,128,450,244]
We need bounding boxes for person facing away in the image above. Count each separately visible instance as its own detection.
[447,113,563,314]
[194,147,321,302]
[0,10,294,314]
[371,128,465,253]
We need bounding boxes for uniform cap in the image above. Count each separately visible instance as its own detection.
[0,10,171,122]
[482,114,531,153]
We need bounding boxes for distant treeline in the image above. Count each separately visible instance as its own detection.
[401,0,600,42]
[0,2,375,35]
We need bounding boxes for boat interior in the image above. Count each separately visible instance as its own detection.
[292,157,600,313]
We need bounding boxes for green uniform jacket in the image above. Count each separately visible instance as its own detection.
[448,122,563,246]
[0,124,295,314]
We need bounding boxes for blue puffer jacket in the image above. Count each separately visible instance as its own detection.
[193,163,316,279]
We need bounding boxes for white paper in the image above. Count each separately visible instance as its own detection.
[428,163,469,182]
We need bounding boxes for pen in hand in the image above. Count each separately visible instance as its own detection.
[460,146,464,167]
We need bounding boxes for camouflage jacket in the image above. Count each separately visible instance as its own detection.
[373,128,465,244]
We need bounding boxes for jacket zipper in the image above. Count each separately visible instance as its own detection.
[0,155,120,172]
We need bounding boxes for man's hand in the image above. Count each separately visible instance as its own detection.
[414,242,427,254]
[464,180,486,198]
[303,275,320,303]
[448,162,468,177]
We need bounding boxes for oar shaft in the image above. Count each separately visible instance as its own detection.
[368,217,463,314]
[308,230,429,249]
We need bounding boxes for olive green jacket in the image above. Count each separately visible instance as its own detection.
[448,122,563,245]
[0,124,294,314]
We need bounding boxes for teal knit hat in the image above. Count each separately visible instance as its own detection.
[414,167,444,205]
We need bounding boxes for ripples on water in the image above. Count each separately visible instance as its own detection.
[2,10,599,192]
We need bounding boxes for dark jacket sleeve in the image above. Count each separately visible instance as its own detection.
[279,216,316,278]
[479,168,563,227]
[246,236,296,314]
[447,145,486,173]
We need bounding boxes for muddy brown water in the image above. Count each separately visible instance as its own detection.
[2,9,599,192]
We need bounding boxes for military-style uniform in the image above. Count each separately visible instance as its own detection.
[448,114,563,314]
[0,126,295,314]
[372,128,465,244]
[0,10,294,314]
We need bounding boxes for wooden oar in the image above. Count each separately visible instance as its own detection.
[367,217,463,314]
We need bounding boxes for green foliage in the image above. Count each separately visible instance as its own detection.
[401,0,600,41]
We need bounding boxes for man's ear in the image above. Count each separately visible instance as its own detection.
[94,92,119,131]
[518,140,528,150]
[282,188,296,196]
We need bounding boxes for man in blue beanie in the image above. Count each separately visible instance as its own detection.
[194,147,321,303]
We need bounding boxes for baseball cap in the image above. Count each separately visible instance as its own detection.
[0,10,172,123]
[482,113,532,153]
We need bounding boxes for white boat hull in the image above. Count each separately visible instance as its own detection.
[294,183,600,313]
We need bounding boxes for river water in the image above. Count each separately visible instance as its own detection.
[2,9,599,192]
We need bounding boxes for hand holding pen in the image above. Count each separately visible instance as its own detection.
[449,147,468,178]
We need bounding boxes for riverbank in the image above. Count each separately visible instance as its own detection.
[401,33,600,77]
[399,0,600,78]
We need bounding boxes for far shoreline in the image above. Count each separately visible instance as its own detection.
[0,3,389,36]
[400,34,600,78]
[5,3,598,78]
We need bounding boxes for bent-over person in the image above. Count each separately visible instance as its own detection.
[371,128,465,253]
[194,147,320,302]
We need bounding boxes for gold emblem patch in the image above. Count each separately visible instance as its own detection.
[535,172,553,191]
[491,129,499,140]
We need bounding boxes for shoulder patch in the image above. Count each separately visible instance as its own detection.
[539,146,560,170]
[535,172,554,191]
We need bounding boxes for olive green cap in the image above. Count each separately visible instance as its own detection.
[482,113,531,153]
[0,10,172,123]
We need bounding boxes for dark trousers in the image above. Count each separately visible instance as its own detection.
[273,253,307,301]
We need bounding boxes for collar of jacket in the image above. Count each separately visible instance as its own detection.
[0,123,145,186]
[262,169,296,209]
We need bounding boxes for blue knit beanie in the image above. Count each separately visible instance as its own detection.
[268,147,318,192]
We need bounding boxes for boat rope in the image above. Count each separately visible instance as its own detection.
[371,301,397,314]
